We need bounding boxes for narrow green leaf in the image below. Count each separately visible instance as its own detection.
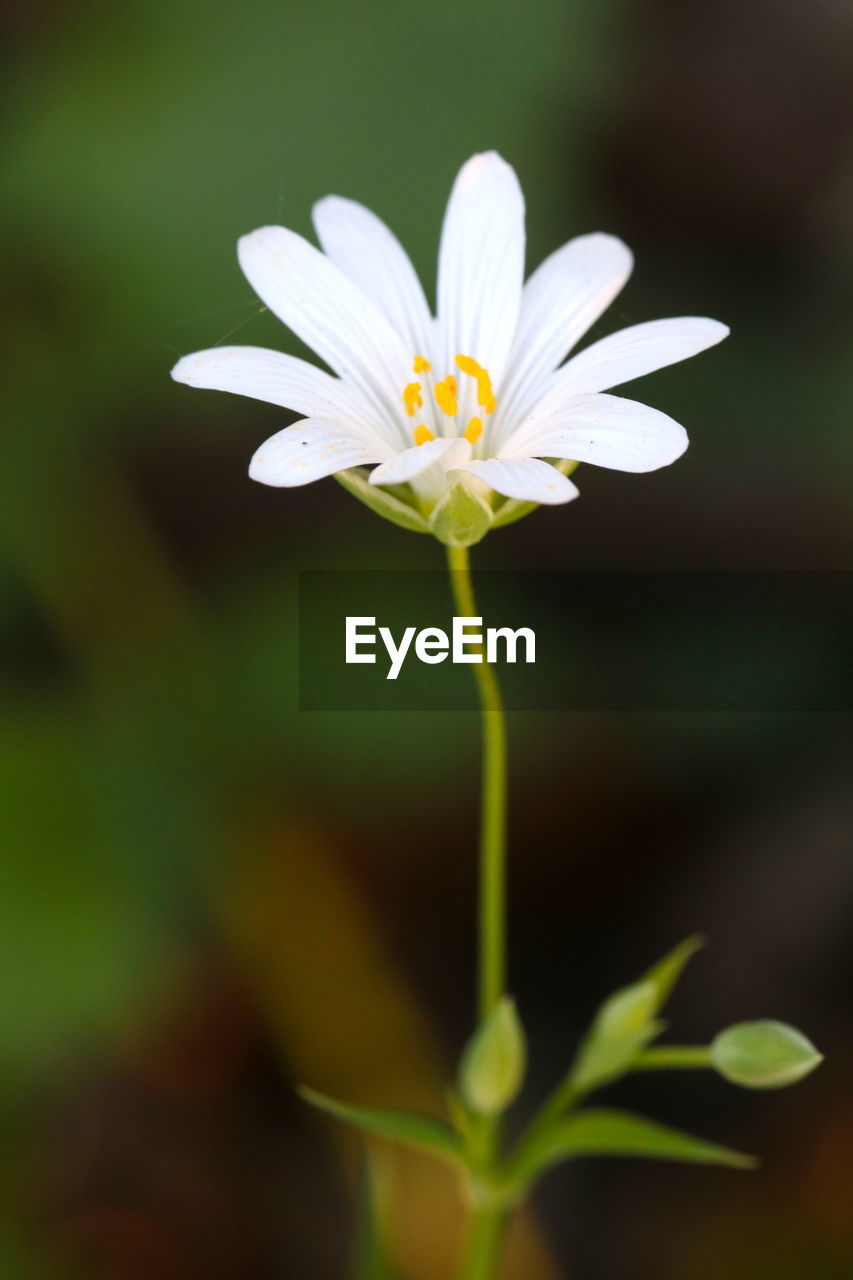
[335,468,430,534]
[509,1108,756,1187]
[642,935,705,1013]
[300,1087,464,1165]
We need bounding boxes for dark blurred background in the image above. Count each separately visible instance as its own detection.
[2,0,852,1276]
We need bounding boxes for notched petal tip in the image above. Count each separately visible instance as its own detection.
[454,149,521,196]
[465,148,509,170]
[170,354,193,383]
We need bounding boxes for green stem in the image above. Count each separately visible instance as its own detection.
[446,544,508,1022]
[457,1206,507,1280]
[631,1046,712,1071]
[504,1079,582,1190]
[446,543,510,1280]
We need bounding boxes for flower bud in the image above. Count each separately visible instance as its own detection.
[596,981,658,1038]
[460,998,527,1115]
[711,1021,823,1090]
[570,980,660,1091]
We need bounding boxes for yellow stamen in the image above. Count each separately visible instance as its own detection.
[464,416,483,444]
[413,355,431,373]
[455,354,497,414]
[403,382,423,417]
[434,375,458,417]
[414,424,435,446]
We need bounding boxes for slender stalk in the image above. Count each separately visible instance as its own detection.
[503,1080,582,1190]
[446,543,508,1021]
[632,1046,712,1071]
[457,1207,507,1280]
[446,543,510,1280]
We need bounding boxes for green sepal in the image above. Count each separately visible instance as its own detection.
[570,980,663,1092]
[299,1086,464,1166]
[507,1107,756,1188]
[491,496,540,530]
[491,460,580,531]
[335,468,430,534]
[430,480,493,547]
[642,935,705,1013]
[710,1021,823,1090]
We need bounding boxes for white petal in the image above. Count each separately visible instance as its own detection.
[249,419,389,487]
[237,226,412,443]
[437,152,525,388]
[368,437,461,486]
[550,317,729,397]
[171,345,376,427]
[501,394,688,473]
[456,458,579,505]
[493,234,633,444]
[312,196,433,357]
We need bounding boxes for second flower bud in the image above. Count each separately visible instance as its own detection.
[460,997,527,1116]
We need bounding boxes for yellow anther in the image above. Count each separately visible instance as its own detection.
[455,354,497,414]
[464,416,483,444]
[413,355,431,373]
[434,375,458,417]
[455,354,481,378]
[403,382,423,417]
[414,424,435,446]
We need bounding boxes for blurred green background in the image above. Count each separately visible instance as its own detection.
[2,0,852,1276]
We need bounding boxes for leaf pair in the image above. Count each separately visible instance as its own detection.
[300,935,822,1216]
[300,1089,755,1201]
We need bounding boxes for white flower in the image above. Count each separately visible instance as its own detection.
[172,152,727,512]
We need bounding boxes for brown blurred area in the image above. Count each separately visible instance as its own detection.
[1,0,852,1276]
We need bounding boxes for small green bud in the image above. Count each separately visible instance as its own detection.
[596,981,659,1038]
[711,1021,823,1090]
[430,480,493,548]
[570,981,661,1092]
[460,998,527,1115]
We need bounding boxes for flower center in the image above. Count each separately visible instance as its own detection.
[403,355,496,446]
